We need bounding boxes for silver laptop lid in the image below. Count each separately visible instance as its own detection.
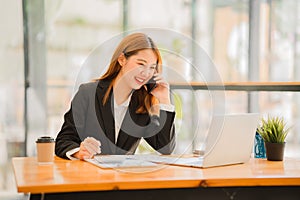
[202,113,260,168]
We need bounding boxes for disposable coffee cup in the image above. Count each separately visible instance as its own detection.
[36,136,55,164]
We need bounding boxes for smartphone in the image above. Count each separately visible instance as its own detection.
[145,76,157,93]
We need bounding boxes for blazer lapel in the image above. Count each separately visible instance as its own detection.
[116,109,130,149]
[116,93,143,150]
[95,80,116,152]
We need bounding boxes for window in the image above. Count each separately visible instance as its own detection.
[1,0,300,195]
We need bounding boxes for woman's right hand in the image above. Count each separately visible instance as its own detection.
[73,137,101,160]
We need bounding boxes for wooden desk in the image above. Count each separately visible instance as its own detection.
[12,157,300,200]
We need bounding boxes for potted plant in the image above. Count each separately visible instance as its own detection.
[257,116,290,161]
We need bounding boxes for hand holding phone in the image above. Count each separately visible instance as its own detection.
[145,76,157,93]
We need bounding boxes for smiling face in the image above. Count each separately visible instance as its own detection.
[117,49,158,91]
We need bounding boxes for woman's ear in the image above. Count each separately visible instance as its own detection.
[118,53,126,67]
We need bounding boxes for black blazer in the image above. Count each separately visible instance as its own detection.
[55,79,176,159]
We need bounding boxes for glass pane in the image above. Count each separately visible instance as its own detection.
[195,0,250,82]
[129,0,194,153]
[269,0,300,81]
[129,0,191,34]
[257,91,300,157]
[26,0,123,156]
[0,0,25,196]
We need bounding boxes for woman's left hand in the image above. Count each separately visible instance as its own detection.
[150,73,171,105]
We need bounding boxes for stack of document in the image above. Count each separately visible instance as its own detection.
[85,155,159,168]
[85,154,202,168]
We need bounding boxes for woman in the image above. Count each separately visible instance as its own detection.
[55,33,176,160]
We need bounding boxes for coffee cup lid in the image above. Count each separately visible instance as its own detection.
[36,136,55,143]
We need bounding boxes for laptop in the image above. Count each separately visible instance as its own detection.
[147,113,260,168]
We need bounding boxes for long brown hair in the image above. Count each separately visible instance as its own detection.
[99,33,162,115]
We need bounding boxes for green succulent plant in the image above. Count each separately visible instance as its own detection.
[257,116,290,143]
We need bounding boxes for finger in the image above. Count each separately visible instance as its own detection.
[80,142,88,151]
[83,141,98,153]
[84,137,101,146]
[85,143,101,154]
[83,139,101,154]
[153,75,168,86]
[81,151,92,159]
[153,76,166,83]
[155,82,170,90]
[82,153,93,160]
[84,140,101,154]
[95,146,101,154]
[78,146,93,159]
[84,144,97,155]
[153,73,163,81]
[81,141,94,154]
